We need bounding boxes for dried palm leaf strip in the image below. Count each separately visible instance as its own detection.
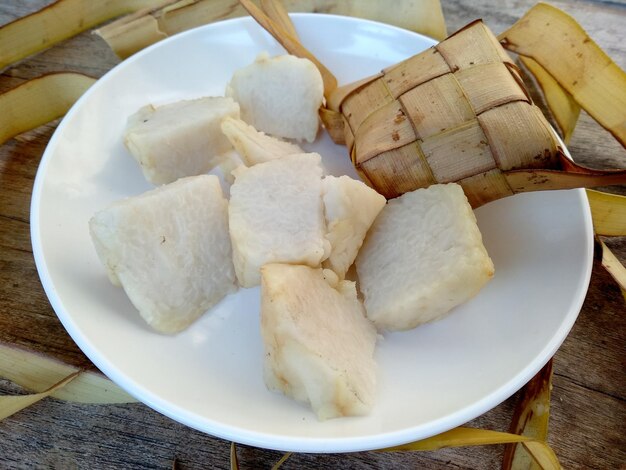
[0,342,135,404]
[505,150,626,194]
[598,240,626,302]
[0,370,80,421]
[380,427,561,469]
[520,56,581,144]
[0,0,168,71]
[503,360,554,470]
[586,189,626,237]
[229,426,561,470]
[499,2,626,147]
[0,72,96,146]
[261,0,298,38]
[230,442,239,470]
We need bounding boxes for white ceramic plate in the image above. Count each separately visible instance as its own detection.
[31,14,593,453]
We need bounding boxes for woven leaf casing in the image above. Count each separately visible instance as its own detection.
[336,20,560,207]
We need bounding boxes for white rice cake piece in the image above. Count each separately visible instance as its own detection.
[220,116,304,165]
[89,175,237,334]
[226,53,323,143]
[124,97,240,185]
[228,153,329,287]
[356,183,494,331]
[261,263,377,420]
[322,175,386,279]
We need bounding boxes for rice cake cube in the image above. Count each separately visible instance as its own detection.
[124,97,240,185]
[228,153,329,287]
[322,175,386,279]
[89,175,237,334]
[356,183,494,331]
[261,263,377,420]
[226,53,323,143]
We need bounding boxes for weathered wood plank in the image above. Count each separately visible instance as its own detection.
[0,0,624,468]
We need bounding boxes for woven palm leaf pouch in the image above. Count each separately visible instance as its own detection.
[242,1,626,207]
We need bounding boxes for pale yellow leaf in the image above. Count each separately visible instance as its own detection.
[520,56,580,144]
[499,3,626,147]
[599,240,626,299]
[503,360,553,470]
[230,442,239,470]
[0,343,135,404]
[0,0,161,70]
[380,427,561,469]
[0,73,95,146]
[587,189,626,237]
[521,441,562,470]
[271,452,292,470]
[0,371,79,421]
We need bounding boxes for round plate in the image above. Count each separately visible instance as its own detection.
[31,14,593,453]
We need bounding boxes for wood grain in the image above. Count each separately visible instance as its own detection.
[1,0,624,468]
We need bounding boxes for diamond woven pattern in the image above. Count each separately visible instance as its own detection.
[339,20,560,207]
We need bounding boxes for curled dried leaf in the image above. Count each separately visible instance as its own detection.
[0,73,95,146]
[499,2,626,147]
[0,370,79,421]
[587,189,626,237]
[0,342,135,404]
[380,427,561,469]
[519,56,580,144]
[0,0,160,71]
[599,240,626,301]
[503,360,553,470]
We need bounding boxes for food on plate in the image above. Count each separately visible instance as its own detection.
[87,38,499,418]
[261,263,377,420]
[220,116,304,165]
[228,153,330,287]
[124,97,240,185]
[321,175,386,279]
[89,175,237,334]
[356,183,494,331]
[226,52,323,143]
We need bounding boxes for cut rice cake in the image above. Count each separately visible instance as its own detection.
[89,175,237,334]
[229,153,330,287]
[322,176,386,279]
[356,183,494,331]
[261,263,377,420]
[220,116,304,165]
[226,53,323,143]
[124,97,240,185]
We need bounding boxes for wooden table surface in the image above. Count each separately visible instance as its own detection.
[1,1,624,468]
